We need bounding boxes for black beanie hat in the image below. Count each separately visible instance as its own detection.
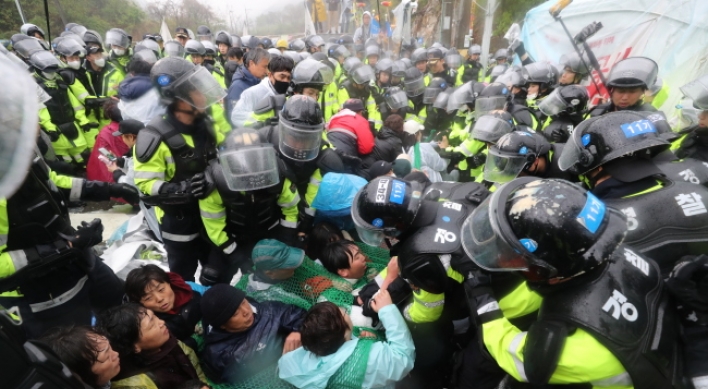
[201,284,246,329]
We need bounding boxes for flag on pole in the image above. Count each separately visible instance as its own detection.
[304,1,317,36]
[160,18,172,42]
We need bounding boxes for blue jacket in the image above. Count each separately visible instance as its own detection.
[118,74,152,100]
[278,304,415,389]
[225,66,261,123]
[201,299,305,383]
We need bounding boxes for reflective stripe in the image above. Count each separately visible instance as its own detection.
[693,376,708,389]
[477,301,500,315]
[439,254,451,270]
[164,156,175,164]
[278,195,300,208]
[30,276,89,313]
[0,234,7,247]
[72,154,84,162]
[70,178,83,201]
[134,171,166,180]
[9,250,28,271]
[374,274,385,287]
[200,209,226,219]
[508,332,528,382]
[73,105,84,112]
[161,231,199,242]
[591,372,633,387]
[309,177,321,186]
[77,92,89,100]
[458,143,474,157]
[151,181,166,195]
[413,294,445,308]
[223,242,237,255]
[403,303,413,321]
[280,219,297,228]
[304,207,316,216]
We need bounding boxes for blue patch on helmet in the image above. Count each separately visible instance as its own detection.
[372,218,384,228]
[442,216,451,222]
[518,146,528,154]
[389,180,406,205]
[581,134,591,146]
[519,238,537,253]
[620,119,656,138]
[576,192,606,234]
[157,75,171,86]
[502,88,508,94]
[441,82,446,88]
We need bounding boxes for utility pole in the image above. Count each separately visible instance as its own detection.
[480,0,498,68]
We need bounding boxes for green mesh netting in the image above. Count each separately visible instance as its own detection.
[326,338,375,389]
[196,243,391,389]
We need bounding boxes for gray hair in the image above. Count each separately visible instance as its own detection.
[245,48,269,70]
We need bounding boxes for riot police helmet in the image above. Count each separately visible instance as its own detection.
[150,57,226,109]
[484,132,551,184]
[538,84,589,117]
[606,57,658,89]
[219,128,280,191]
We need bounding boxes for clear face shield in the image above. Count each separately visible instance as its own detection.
[423,86,443,105]
[471,116,513,144]
[385,90,409,110]
[172,67,226,110]
[294,58,334,85]
[278,118,324,161]
[219,145,280,191]
[445,53,462,69]
[105,30,129,48]
[164,42,185,58]
[460,191,530,272]
[483,147,530,184]
[557,128,586,171]
[352,65,375,85]
[680,75,708,110]
[537,88,570,117]
[475,96,508,119]
[350,191,404,247]
[405,76,426,97]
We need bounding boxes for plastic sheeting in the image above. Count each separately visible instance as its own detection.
[521,0,708,115]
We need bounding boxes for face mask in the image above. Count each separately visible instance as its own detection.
[274,80,290,95]
[42,71,56,80]
[204,59,215,66]
[527,93,538,102]
[67,60,81,70]
[94,57,106,68]
[113,48,126,57]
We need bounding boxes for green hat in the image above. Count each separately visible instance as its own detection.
[252,239,305,271]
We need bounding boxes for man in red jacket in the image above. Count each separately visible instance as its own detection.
[326,99,375,158]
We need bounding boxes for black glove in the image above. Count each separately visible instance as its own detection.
[81,123,100,132]
[190,172,213,199]
[109,183,140,204]
[60,219,104,250]
[551,127,569,143]
[115,156,126,168]
[58,122,80,140]
[46,130,61,142]
[666,255,708,326]
[510,39,525,56]
[464,269,502,325]
[466,153,487,169]
[335,149,363,171]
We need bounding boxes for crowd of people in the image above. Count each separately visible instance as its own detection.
[2,14,708,389]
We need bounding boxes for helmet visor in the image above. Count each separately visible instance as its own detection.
[13,38,44,59]
[423,87,442,105]
[164,42,185,58]
[134,50,158,64]
[294,59,334,86]
[444,53,462,69]
[433,91,451,110]
[385,90,409,110]
[557,128,585,172]
[475,96,507,119]
[404,76,426,97]
[105,30,129,48]
[29,50,61,71]
[352,65,374,85]
[483,148,529,184]
[334,45,351,59]
[680,75,708,110]
[278,118,323,161]
[172,67,226,110]
[471,116,513,144]
[537,88,569,117]
[461,194,529,271]
[219,146,280,191]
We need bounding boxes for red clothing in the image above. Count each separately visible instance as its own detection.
[327,109,375,155]
[86,122,130,182]
[167,272,194,315]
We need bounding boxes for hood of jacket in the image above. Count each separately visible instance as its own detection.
[118,74,153,100]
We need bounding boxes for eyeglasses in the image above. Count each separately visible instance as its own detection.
[427,59,440,64]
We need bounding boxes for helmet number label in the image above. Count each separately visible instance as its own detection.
[576,192,606,234]
[620,119,656,138]
[434,228,457,244]
[675,192,707,216]
[602,290,638,322]
[389,180,406,205]
[375,179,390,203]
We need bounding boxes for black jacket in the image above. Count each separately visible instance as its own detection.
[370,127,405,163]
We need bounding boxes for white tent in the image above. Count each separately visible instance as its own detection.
[521,0,708,114]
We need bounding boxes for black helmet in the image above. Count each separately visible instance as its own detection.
[391,60,407,78]
[292,58,334,90]
[538,84,589,117]
[54,37,86,58]
[219,128,280,191]
[202,41,217,56]
[400,58,413,69]
[105,28,131,49]
[278,95,324,161]
[375,58,393,75]
[559,51,590,79]
[163,40,185,58]
[261,37,273,49]
[150,57,225,109]
[65,23,87,38]
[288,38,304,52]
[354,44,365,54]
[83,30,104,50]
[28,50,61,72]
[398,250,448,294]
[431,42,445,49]
[404,67,425,97]
[196,25,212,39]
[184,40,206,56]
[331,44,351,60]
[342,56,362,75]
[495,68,526,90]
[246,36,262,50]
[471,112,514,144]
[423,77,450,104]
[215,31,232,47]
[365,37,378,48]
[489,64,509,82]
[312,52,336,72]
[485,132,550,184]
[350,64,375,85]
[20,23,46,39]
[384,86,409,110]
[467,44,481,56]
[461,177,627,281]
[494,48,509,60]
[433,88,454,111]
[446,81,482,112]
[444,49,463,69]
[365,45,380,59]
[136,39,161,58]
[606,57,658,89]
[305,35,326,51]
[11,35,44,59]
[231,35,243,48]
[523,61,558,90]
[351,177,426,247]
[557,111,671,175]
[411,48,427,64]
[680,75,708,110]
[58,32,86,49]
[338,35,354,46]
[475,82,512,117]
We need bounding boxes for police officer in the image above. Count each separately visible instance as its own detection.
[460,44,484,84]
[589,56,659,117]
[411,47,428,76]
[558,51,591,86]
[305,35,326,54]
[105,28,132,74]
[198,128,299,283]
[0,53,137,338]
[495,67,528,106]
[185,39,206,66]
[365,45,380,67]
[460,177,684,388]
[485,48,510,80]
[426,48,457,87]
[475,82,539,132]
[675,75,708,161]
[214,30,232,66]
[352,176,492,389]
[196,25,212,42]
[338,63,381,129]
[310,53,339,122]
[558,111,708,274]
[402,67,428,125]
[31,50,90,170]
[133,57,226,282]
[522,61,558,114]
[163,40,186,58]
[79,30,124,128]
[536,84,589,143]
[202,41,226,85]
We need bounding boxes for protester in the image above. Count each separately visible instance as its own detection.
[226,48,269,122]
[86,100,129,182]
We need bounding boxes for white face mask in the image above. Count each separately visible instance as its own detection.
[113,48,126,57]
[42,71,56,80]
[94,57,106,68]
[67,60,81,70]
[527,93,538,101]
